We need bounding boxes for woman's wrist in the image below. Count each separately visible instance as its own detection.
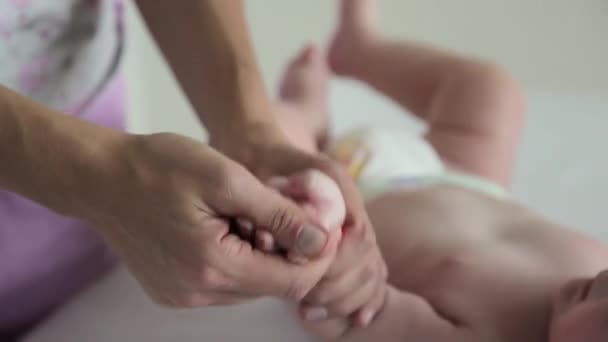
[208,119,287,171]
[28,118,132,222]
[203,81,277,142]
[136,0,278,151]
[59,126,134,223]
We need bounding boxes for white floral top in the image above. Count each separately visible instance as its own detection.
[0,0,124,113]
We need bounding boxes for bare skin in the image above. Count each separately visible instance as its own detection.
[0,0,385,317]
[269,45,387,327]
[268,0,608,341]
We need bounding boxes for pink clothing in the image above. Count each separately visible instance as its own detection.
[0,0,126,339]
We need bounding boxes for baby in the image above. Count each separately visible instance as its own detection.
[247,0,608,341]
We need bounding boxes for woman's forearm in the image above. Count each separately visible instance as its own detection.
[135,0,273,141]
[0,84,128,220]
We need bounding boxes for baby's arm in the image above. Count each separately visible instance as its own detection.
[303,285,462,342]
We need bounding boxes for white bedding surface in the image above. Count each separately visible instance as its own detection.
[24,82,608,342]
[23,267,313,342]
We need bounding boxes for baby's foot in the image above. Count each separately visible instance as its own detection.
[328,0,380,77]
[249,170,346,255]
[277,44,331,150]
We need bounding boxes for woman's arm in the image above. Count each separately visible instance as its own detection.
[0,84,337,307]
[0,84,127,219]
[133,2,388,319]
[134,0,273,143]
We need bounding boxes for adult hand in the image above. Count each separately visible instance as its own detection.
[88,132,339,307]
[212,124,388,324]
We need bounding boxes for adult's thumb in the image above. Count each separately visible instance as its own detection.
[237,183,329,259]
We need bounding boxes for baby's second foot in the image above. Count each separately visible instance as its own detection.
[328,0,380,77]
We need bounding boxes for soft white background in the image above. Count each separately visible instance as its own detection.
[26,1,608,341]
[126,0,608,135]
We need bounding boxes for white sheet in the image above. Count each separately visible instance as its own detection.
[24,81,608,342]
[23,267,313,342]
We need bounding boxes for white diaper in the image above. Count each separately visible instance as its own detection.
[329,125,505,200]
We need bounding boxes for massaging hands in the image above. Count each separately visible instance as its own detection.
[300,218,388,328]
[91,132,339,307]
[217,124,388,327]
[280,171,388,329]
[91,122,385,326]
[270,170,388,329]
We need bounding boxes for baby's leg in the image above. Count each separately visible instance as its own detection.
[273,44,331,154]
[329,0,525,187]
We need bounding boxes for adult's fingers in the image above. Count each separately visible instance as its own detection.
[254,230,276,253]
[304,265,372,306]
[220,235,337,300]
[324,274,378,319]
[259,147,366,236]
[301,270,377,320]
[262,148,362,223]
[229,171,331,259]
[353,281,388,327]
[321,230,376,280]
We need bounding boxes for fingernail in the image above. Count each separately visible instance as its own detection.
[358,309,375,327]
[304,306,328,321]
[256,231,275,252]
[237,218,253,238]
[296,224,327,258]
[236,218,253,230]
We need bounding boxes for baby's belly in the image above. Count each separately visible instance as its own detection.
[365,185,608,341]
[414,245,607,342]
[366,185,512,288]
[367,184,605,282]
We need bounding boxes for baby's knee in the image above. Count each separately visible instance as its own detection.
[454,60,526,119]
